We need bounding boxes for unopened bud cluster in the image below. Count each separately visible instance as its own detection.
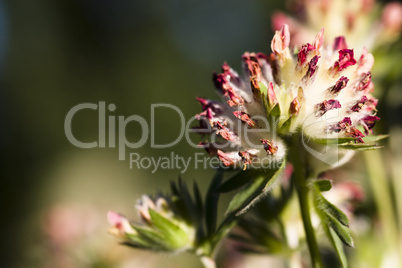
[108,194,195,252]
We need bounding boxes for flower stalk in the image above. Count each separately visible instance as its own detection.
[291,135,323,268]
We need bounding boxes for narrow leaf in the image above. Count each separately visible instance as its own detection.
[313,137,356,145]
[176,177,197,222]
[212,161,286,247]
[125,233,153,248]
[321,198,350,226]
[326,226,348,268]
[217,169,264,193]
[338,144,383,151]
[225,160,286,217]
[313,183,349,226]
[205,170,223,236]
[325,213,354,247]
[193,181,203,216]
[149,209,186,239]
[132,226,169,249]
[270,103,281,117]
[362,134,389,143]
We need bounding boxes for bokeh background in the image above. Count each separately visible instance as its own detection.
[0,1,284,267]
[0,0,400,267]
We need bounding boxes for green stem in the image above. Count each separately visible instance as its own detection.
[294,171,323,267]
[292,136,323,268]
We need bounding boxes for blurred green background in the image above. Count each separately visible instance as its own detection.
[0,1,285,267]
[1,0,401,267]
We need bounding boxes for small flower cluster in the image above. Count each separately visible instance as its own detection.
[108,193,196,252]
[195,25,379,169]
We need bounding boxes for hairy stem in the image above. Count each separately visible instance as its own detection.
[292,136,323,268]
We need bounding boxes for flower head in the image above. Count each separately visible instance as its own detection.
[195,25,379,169]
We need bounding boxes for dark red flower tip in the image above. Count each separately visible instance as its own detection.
[346,127,365,143]
[243,56,261,77]
[196,97,209,110]
[333,49,357,72]
[214,121,239,143]
[217,150,235,166]
[298,43,315,65]
[342,117,353,125]
[350,96,368,112]
[329,117,352,133]
[238,151,255,169]
[355,72,372,91]
[315,99,341,116]
[307,55,320,77]
[364,97,378,112]
[233,111,256,127]
[213,72,244,107]
[198,142,218,156]
[222,62,242,88]
[260,139,278,155]
[195,107,214,120]
[329,76,349,95]
[329,117,367,143]
[333,36,348,51]
[361,115,380,135]
[195,98,224,120]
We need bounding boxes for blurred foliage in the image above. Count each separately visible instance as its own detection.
[0,0,285,267]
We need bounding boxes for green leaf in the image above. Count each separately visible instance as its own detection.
[338,144,383,151]
[258,81,268,96]
[313,185,349,227]
[326,226,348,268]
[362,134,389,143]
[132,226,169,250]
[217,169,265,193]
[193,181,203,219]
[174,177,197,223]
[225,160,286,217]
[321,197,350,227]
[205,170,223,236]
[124,233,153,249]
[270,103,281,117]
[278,117,292,133]
[313,134,387,151]
[325,212,354,247]
[313,185,354,250]
[313,137,356,145]
[314,179,333,192]
[226,176,266,216]
[170,180,179,196]
[212,161,286,247]
[149,209,187,241]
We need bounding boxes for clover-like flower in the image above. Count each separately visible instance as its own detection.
[108,193,196,252]
[195,25,379,169]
